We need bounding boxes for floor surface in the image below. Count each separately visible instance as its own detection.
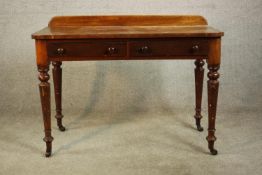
[0,108,261,175]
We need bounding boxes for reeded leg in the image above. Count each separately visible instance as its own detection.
[194,59,205,132]
[206,64,220,155]
[52,61,65,131]
[38,65,53,157]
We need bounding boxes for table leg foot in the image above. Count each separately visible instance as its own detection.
[196,122,204,132]
[210,149,218,155]
[194,114,204,131]
[56,116,66,131]
[44,137,53,157]
[45,152,51,157]
[206,137,218,155]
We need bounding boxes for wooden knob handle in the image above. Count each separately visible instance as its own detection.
[138,46,151,54]
[138,46,150,54]
[56,48,65,55]
[107,47,118,54]
[192,45,199,53]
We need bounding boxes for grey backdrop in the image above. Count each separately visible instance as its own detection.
[0,1,262,175]
[1,0,261,115]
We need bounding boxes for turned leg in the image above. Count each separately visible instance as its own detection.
[206,64,220,155]
[52,61,65,131]
[194,59,205,132]
[38,65,53,157]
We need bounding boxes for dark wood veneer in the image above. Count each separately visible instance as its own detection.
[47,41,127,58]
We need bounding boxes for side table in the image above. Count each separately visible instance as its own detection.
[32,15,224,157]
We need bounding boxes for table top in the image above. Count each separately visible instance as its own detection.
[32,15,224,39]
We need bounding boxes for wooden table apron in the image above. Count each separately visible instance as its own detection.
[32,15,223,157]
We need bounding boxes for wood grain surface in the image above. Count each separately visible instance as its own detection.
[32,16,223,39]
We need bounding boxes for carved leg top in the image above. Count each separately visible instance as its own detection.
[207,65,220,80]
[195,59,205,68]
[52,61,62,67]
[38,66,50,83]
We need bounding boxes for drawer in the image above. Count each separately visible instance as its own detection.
[47,41,127,57]
[129,39,209,57]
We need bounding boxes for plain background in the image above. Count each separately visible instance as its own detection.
[0,0,261,175]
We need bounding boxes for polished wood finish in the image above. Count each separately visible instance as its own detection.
[129,39,209,57]
[38,65,53,157]
[47,40,127,58]
[52,61,65,131]
[35,40,48,66]
[46,38,210,61]
[207,64,220,155]
[48,15,208,27]
[32,26,223,39]
[32,15,223,157]
[207,38,221,65]
[35,40,53,157]
[194,59,205,131]
[32,16,223,39]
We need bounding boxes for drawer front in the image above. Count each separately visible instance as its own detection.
[129,39,209,57]
[47,41,127,57]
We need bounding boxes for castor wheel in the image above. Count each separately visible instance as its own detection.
[210,149,218,155]
[197,125,204,132]
[45,151,52,157]
[58,125,66,132]
[56,117,66,131]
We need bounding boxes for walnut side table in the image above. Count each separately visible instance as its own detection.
[32,15,224,157]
